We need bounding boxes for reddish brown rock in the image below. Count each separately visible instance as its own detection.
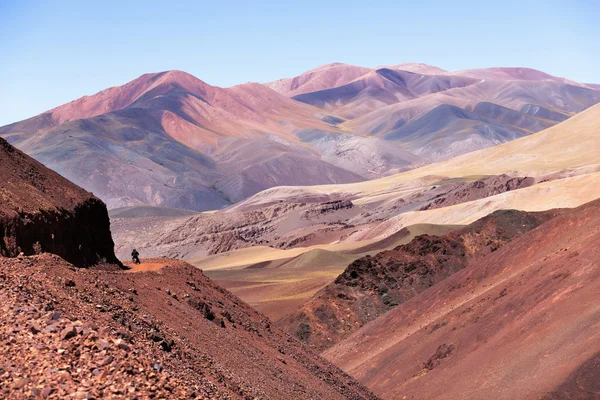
[0,137,119,267]
[60,325,77,341]
[0,254,377,400]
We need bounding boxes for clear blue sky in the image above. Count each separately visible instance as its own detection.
[1,0,598,126]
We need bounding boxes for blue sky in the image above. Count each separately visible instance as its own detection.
[1,0,598,125]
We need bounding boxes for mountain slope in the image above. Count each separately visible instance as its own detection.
[280,209,557,351]
[384,104,530,160]
[297,130,425,178]
[265,62,372,97]
[276,64,600,163]
[212,138,362,203]
[451,67,594,88]
[1,253,379,399]
[291,68,479,119]
[289,66,600,123]
[325,198,600,400]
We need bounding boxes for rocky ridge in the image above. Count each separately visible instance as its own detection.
[280,208,559,351]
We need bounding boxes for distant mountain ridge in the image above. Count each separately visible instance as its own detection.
[1,63,599,211]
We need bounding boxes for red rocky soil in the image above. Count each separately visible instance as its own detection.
[0,254,378,399]
[325,198,600,399]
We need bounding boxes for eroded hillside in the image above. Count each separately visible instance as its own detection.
[325,199,600,399]
[279,209,558,351]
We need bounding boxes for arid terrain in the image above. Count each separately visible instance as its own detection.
[279,208,559,351]
[0,255,379,399]
[2,64,598,211]
[6,0,600,395]
[3,55,600,400]
[0,134,378,399]
[232,100,600,211]
[200,224,458,320]
[325,199,600,399]
[101,90,600,400]
[108,102,600,326]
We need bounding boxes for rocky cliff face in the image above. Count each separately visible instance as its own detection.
[0,137,119,267]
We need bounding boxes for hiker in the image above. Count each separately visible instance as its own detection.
[131,248,140,264]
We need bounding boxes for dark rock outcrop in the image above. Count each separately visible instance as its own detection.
[279,208,559,351]
[302,200,354,219]
[0,137,120,267]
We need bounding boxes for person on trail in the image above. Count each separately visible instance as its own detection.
[131,248,140,264]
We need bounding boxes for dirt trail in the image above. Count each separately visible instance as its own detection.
[123,260,168,273]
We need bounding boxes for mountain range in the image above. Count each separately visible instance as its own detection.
[3,59,600,399]
[110,101,600,323]
[2,63,599,211]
